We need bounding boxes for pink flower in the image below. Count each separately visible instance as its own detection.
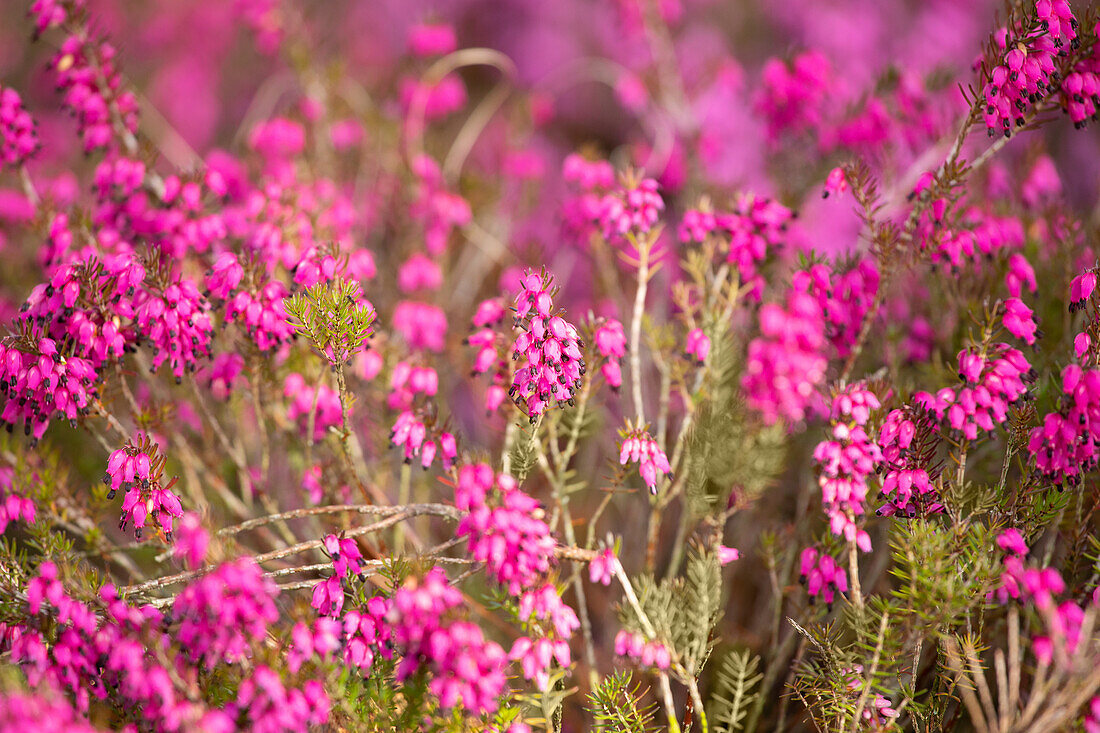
[1003,298,1038,345]
[799,547,848,608]
[398,253,443,293]
[174,559,279,667]
[717,545,740,565]
[822,167,848,198]
[455,465,557,595]
[408,23,457,57]
[743,284,828,425]
[756,50,833,141]
[619,426,672,494]
[614,630,672,671]
[1006,253,1038,297]
[589,548,615,586]
[685,328,711,364]
[598,173,664,242]
[393,301,448,352]
[172,512,209,570]
[997,529,1029,557]
[509,270,586,422]
[0,88,39,168]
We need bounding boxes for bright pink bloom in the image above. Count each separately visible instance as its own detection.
[1003,298,1039,344]
[509,270,586,422]
[589,547,615,585]
[717,545,740,565]
[685,328,711,364]
[619,427,672,495]
[0,88,39,168]
[822,167,848,198]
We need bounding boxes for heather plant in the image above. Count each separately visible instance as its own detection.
[1,0,1100,731]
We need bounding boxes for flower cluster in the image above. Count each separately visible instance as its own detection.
[284,373,343,442]
[104,437,184,541]
[681,194,794,300]
[134,276,214,382]
[465,297,510,413]
[389,567,508,714]
[799,547,849,608]
[226,667,330,733]
[614,630,672,670]
[0,688,100,732]
[311,534,365,617]
[173,558,280,667]
[389,410,457,469]
[1030,364,1100,488]
[224,278,295,352]
[618,423,672,494]
[844,667,899,729]
[509,270,586,422]
[1061,21,1100,127]
[594,318,627,389]
[743,278,828,425]
[877,407,942,517]
[685,327,711,365]
[561,154,616,245]
[0,467,35,534]
[598,172,664,242]
[916,344,1034,440]
[981,1,1076,138]
[455,464,557,594]
[0,335,98,441]
[12,563,296,731]
[0,87,38,168]
[813,384,881,551]
[51,34,139,152]
[756,50,833,140]
[992,529,1092,665]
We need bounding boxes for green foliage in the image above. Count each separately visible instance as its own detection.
[708,650,762,733]
[889,518,1000,630]
[586,671,658,733]
[284,277,376,364]
[682,329,786,517]
[513,667,574,731]
[508,421,539,482]
[621,550,723,677]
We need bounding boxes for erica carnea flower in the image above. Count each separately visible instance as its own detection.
[619,422,672,494]
[877,407,943,518]
[104,436,183,541]
[454,464,557,595]
[1003,297,1040,344]
[1029,363,1100,488]
[594,317,627,390]
[614,630,672,671]
[814,384,881,551]
[743,279,828,425]
[589,547,616,586]
[981,1,1077,138]
[756,50,832,140]
[173,558,279,668]
[388,567,508,714]
[598,170,664,242]
[916,344,1034,440]
[509,269,586,422]
[0,87,39,168]
[822,166,848,198]
[685,327,711,365]
[799,547,848,608]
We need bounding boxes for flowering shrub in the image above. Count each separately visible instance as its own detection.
[1,0,1100,731]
